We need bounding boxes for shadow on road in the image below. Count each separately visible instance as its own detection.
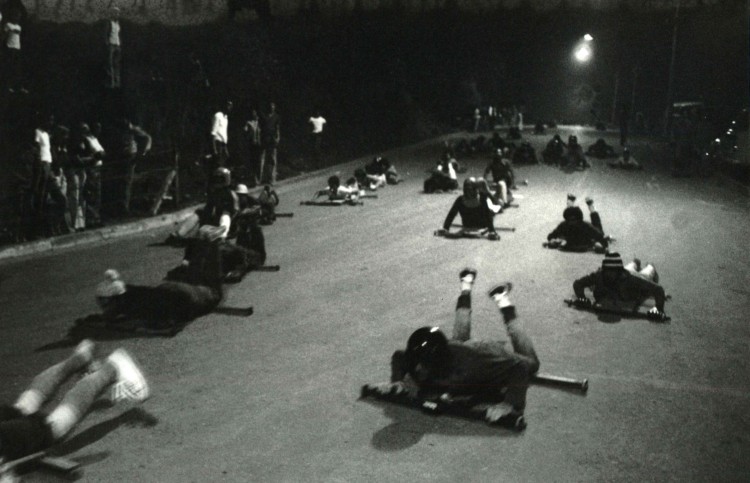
[362,399,521,452]
[54,407,159,459]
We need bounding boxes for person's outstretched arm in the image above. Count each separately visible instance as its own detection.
[442,197,462,231]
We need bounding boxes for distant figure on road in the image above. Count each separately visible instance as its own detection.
[586,138,617,159]
[0,340,148,462]
[542,134,566,165]
[608,147,642,170]
[483,149,516,207]
[366,268,539,430]
[563,135,589,169]
[310,175,363,204]
[572,252,668,321]
[424,155,459,194]
[92,238,224,334]
[546,195,611,252]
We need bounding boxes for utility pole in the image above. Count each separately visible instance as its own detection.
[610,67,621,125]
[630,63,640,125]
[664,0,681,136]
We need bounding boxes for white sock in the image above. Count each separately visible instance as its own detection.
[45,404,79,440]
[460,275,475,292]
[492,292,512,309]
[14,390,44,416]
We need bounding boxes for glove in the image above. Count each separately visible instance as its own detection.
[575,296,592,308]
[487,231,500,241]
[647,307,668,321]
[435,228,448,236]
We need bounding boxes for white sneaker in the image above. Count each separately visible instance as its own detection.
[107,349,150,403]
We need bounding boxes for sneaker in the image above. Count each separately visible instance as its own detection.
[567,193,576,203]
[107,349,150,403]
[459,268,478,281]
[74,339,95,366]
[585,197,594,206]
[489,412,527,431]
[488,282,513,298]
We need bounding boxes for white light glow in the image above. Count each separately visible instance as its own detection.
[574,44,592,63]
[583,34,594,42]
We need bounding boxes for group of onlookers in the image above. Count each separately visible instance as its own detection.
[10,115,152,241]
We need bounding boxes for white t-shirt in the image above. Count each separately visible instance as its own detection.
[309,116,326,134]
[5,23,21,50]
[108,20,121,46]
[35,129,52,163]
[211,112,229,143]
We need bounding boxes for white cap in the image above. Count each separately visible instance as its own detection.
[235,184,249,195]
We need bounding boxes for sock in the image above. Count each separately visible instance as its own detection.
[14,351,90,416]
[45,361,117,440]
[460,273,475,293]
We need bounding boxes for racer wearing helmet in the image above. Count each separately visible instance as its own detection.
[436,178,499,239]
[381,268,540,428]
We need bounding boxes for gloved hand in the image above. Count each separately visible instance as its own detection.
[647,307,668,321]
[435,228,448,236]
[575,296,592,308]
[487,231,500,241]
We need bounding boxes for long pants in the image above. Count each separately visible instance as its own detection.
[31,161,51,214]
[247,144,262,185]
[66,168,87,229]
[260,144,278,184]
[1,350,116,460]
[107,44,121,88]
[84,166,102,225]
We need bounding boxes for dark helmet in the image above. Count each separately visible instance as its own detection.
[327,175,341,189]
[212,167,231,187]
[406,327,449,367]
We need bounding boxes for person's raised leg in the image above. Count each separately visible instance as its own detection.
[45,349,149,440]
[14,340,95,417]
[487,283,540,374]
[453,268,477,342]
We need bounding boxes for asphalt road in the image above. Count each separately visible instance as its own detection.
[1,127,749,482]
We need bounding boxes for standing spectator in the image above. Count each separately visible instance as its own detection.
[308,109,326,163]
[115,117,152,215]
[61,125,86,231]
[72,123,106,228]
[32,115,54,217]
[260,101,281,184]
[105,7,122,88]
[211,100,232,167]
[3,10,24,93]
[45,165,71,235]
[243,109,262,186]
[472,107,481,132]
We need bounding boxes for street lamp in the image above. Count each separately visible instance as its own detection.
[573,34,594,64]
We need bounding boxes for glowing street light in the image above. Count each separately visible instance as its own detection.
[574,44,593,63]
[573,34,594,64]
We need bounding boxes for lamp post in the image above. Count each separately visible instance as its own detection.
[664,0,681,136]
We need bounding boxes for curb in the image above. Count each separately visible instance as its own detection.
[0,133,458,263]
